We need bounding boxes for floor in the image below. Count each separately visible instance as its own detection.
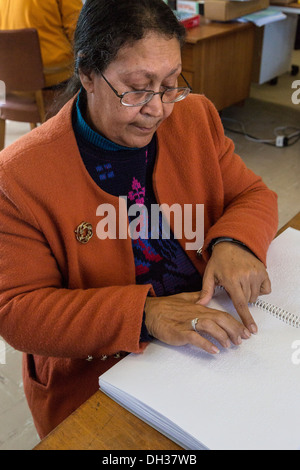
[0,51,299,450]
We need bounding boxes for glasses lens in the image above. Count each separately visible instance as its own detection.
[162,87,190,103]
[121,91,153,107]
[120,88,191,107]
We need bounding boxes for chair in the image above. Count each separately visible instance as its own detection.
[0,28,46,150]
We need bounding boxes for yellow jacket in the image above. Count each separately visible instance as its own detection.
[0,0,82,87]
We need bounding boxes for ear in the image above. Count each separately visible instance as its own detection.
[79,70,96,94]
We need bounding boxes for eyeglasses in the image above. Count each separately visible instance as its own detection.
[99,71,192,107]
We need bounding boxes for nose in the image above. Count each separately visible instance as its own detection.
[141,92,164,118]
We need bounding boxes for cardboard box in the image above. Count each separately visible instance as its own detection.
[177,0,203,14]
[204,0,270,21]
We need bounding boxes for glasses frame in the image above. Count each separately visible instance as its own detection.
[98,71,192,107]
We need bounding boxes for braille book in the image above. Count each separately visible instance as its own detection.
[99,227,300,450]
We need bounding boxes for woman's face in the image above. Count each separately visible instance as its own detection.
[80,33,182,148]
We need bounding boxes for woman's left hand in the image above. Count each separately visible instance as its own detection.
[197,242,271,334]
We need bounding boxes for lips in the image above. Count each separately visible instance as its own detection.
[136,126,154,132]
[132,123,158,133]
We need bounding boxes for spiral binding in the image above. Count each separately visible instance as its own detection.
[214,286,300,329]
[255,299,300,329]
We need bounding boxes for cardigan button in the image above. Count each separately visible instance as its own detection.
[114,352,121,359]
[100,354,108,361]
[86,355,93,362]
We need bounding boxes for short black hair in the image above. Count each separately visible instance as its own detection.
[75,0,186,77]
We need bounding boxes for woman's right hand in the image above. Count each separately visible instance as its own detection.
[144,292,252,355]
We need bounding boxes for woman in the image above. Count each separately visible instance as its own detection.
[0,0,278,439]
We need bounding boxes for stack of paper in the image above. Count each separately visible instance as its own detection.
[237,7,287,26]
[99,228,300,450]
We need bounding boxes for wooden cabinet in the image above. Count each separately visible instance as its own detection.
[179,19,255,110]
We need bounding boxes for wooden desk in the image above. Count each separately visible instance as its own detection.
[271,2,300,13]
[34,390,182,451]
[286,2,300,8]
[180,18,255,110]
[277,211,300,235]
[35,212,300,451]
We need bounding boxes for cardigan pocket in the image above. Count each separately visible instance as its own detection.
[26,354,50,390]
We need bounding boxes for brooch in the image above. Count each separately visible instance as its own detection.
[75,222,93,244]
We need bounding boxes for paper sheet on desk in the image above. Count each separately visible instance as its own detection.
[237,6,287,26]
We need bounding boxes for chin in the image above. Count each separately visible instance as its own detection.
[126,134,155,149]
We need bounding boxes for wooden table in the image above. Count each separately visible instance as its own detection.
[271,2,300,13]
[34,391,182,451]
[35,212,300,451]
[277,211,300,235]
[179,17,255,110]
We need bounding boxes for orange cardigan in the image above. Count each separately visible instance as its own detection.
[0,94,278,438]
[0,0,82,87]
